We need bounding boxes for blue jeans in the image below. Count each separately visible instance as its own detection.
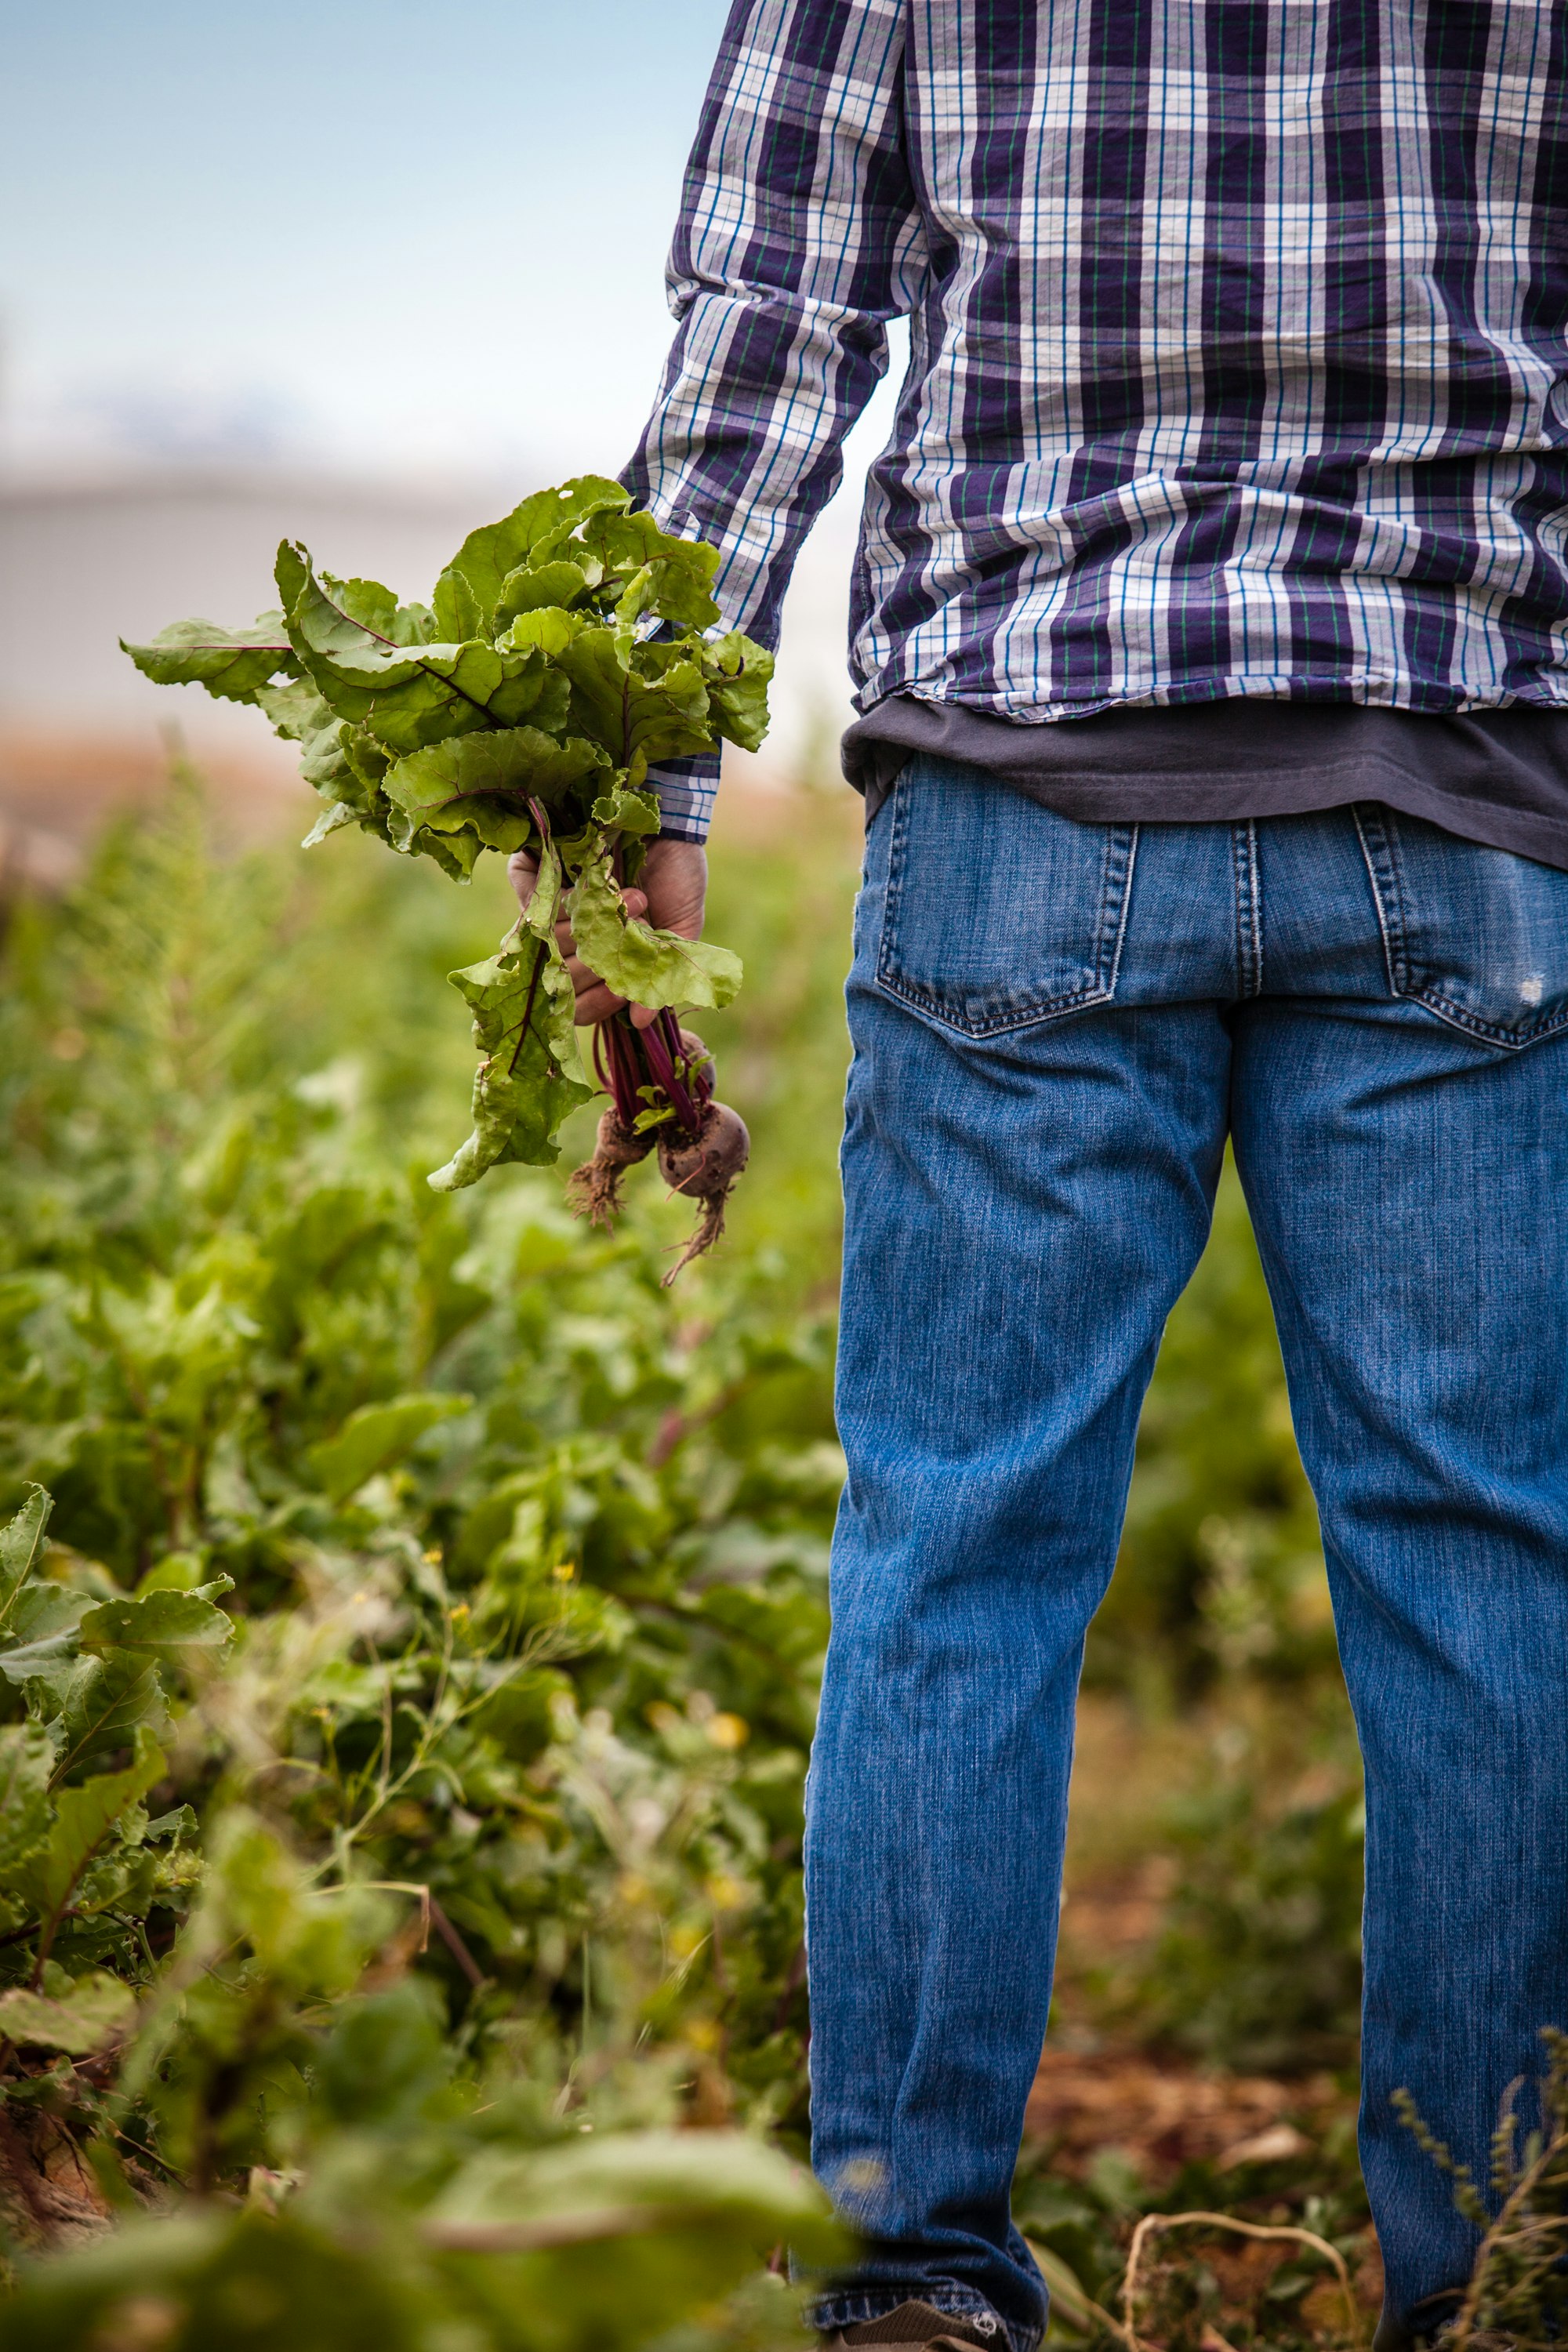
[805,758,1568,2352]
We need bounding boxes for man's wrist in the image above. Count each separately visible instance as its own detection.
[645,753,720,845]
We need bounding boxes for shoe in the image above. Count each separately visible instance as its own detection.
[821,2303,1005,2352]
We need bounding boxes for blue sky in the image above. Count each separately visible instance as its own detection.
[0,1,901,764]
[1,1,740,474]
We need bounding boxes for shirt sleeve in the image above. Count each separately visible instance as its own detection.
[624,0,926,841]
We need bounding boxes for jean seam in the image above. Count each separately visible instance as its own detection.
[1232,818,1263,996]
[1098,823,1140,993]
[884,770,912,945]
[1353,802,1408,994]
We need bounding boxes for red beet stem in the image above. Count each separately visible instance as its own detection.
[593,1007,710,1140]
[593,1014,644,1129]
[637,1012,703,1138]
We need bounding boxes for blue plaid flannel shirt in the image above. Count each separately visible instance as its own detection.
[626,0,1568,841]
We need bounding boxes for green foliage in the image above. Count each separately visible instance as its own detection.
[121,615,294,702]
[1089,1171,1334,1697]
[427,832,593,1188]
[1134,1725,1365,2071]
[9,2122,833,2352]
[0,1479,207,2033]
[122,479,775,1190]
[1396,2027,1568,2352]
[0,786,835,2336]
[569,844,743,1013]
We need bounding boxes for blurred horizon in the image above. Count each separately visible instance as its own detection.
[3,1,734,480]
[0,1,902,804]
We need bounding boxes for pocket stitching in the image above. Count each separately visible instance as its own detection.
[1392,989,1568,1051]
[875,783,1138,1038]
[1356,801,1568,1049]
[873,966,1120,1038]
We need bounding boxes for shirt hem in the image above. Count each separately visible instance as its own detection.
[844,695,1568,873]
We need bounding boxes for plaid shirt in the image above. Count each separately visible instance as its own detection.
[626,0,1568,841]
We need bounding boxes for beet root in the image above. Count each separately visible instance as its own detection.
[655,1098,750,1283]
[566,1105,655,1227]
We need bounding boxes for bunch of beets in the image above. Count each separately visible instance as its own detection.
[124,477,769,1272]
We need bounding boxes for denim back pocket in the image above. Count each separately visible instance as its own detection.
[1356,806,1568,1047]
[875,757,1139,1039]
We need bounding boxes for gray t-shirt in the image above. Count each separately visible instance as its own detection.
[842,697,1568,873]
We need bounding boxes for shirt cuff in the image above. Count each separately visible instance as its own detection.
[646,753,720,844]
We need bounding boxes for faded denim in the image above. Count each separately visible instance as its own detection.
[805,757,1568,2352]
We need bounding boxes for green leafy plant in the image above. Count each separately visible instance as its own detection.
[1396,2028,1568,2352]
[9,2093,839,2352]
[122,477,771,1258]
[1087,1166,1333,1699]
[0,1482,216,2038]
[0,1485,215,2251]
[0,786,836,2322]
[0,843,833,2332]
[1134,1735,1364,2071]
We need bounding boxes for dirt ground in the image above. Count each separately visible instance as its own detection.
[1025,2045,1348,2183]
[1040,1693,1360,2169]
[1024,1695,1382,2338]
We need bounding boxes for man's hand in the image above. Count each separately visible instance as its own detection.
[507,836,708,1029]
